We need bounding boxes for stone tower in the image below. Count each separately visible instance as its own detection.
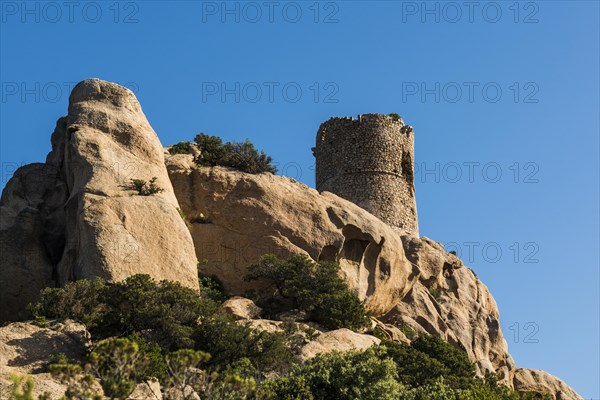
[314,113,418,236]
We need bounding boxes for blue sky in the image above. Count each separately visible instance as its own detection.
[1,1,598,397]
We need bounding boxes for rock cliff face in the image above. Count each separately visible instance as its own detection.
[0,80,582,400]
[0,79,199,322]
[383,237,515,383]
[166,154,415,316]
[166,153,582,400]
[165,155,513,373]
[513,369,583,400]
[0,320,89,399]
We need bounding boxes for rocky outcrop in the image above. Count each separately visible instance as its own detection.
[221,296,262,320]
[0,79,199,322]
[382,236,515,384]
[129,378,163,400]
[166,155,417,316]
[0,320,90,399]
[513,369,583,400]
[165,155,515,378]
[0,79,582,400]
[299,328,381,362]
[166,158,582,398]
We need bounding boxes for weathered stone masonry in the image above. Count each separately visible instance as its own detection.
[314,113,419,236]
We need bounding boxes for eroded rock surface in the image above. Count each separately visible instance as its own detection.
[166,155,416,316]
[166,159,581,398]
[382,236,516,384]
[513,368,583,400]
[0,79,199,322]
[0,320,90,399]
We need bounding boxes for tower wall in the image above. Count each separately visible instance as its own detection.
[314,114,418,236]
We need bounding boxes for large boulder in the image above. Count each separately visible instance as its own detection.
[383,237,515,384]
[299,328,381,362]
[0,79,199,322]
[0,320,91,399]
[166,155,417,316]
[221,296,262,320]
[52,79,198,288]
[513,368,583,400]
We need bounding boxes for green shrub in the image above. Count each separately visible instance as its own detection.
[259,375,314,400]
[221,139,277,174]
[127,332,168,381]
[410,335,475,382]
[399,324,417,340]
[194,133,277,174]
[263,347,405,400]
[400,377,459,400]
[9,375,36,400]
[383,340,452,388]
[194,312,293,373]
[382,336,474,388]
[245,254,370,330]
[31,278,107,331]
[388,113,401,121]
[130,177,164,196]
[33,274,291,375]
[48,361,102,400]
[164,349,211,398]
[33,275,214,351]
[164,351,258,400]
[194,133,230,166]
[428,286,443,302]
[168,141,194,155]
[88,338,140,399]
[199,274,229,303]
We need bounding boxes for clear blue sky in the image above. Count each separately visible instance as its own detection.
[1,1,598,397]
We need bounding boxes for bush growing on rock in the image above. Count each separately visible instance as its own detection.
[33,275,207,350]
[198,274,229,303]
[88,338,140,399]
[388,112,401,121]
[29,275,550,400]
[194,133,277,174]
[168,141,194,155]
[382,336,474,388]
[130,177,164,195]
[32,275,291,375]
[261,347,404,400]
[245,254,370,330]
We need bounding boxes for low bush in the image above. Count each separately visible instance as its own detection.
[245,254,370,330]
[88,338,140,399]
[32,274,290,375]
[168,141,194,155]
[382,336,474,388]
[261,347,404,400]
[130,177,164,196]
[198,274,229,303]
[194,133,277,174]
[29,271,551,400]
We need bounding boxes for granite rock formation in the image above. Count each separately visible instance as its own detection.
[0,79,199,322]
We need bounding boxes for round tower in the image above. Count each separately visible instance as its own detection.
[314,113,418,236]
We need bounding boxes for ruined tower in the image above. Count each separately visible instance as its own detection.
[314,113,419,236]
